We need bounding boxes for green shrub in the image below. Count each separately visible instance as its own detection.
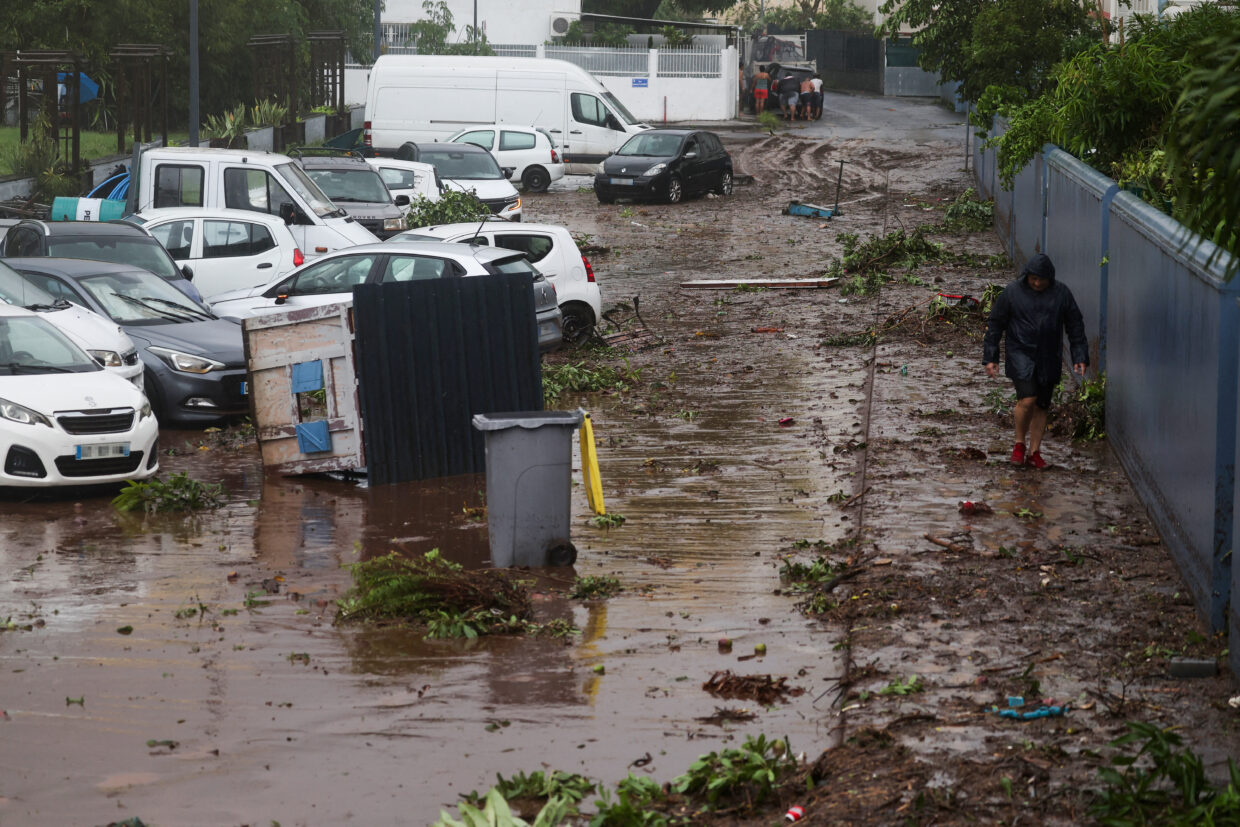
[112,472,224,513]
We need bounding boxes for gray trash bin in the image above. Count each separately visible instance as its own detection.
[472,409,584,567]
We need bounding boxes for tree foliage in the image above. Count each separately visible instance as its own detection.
[731,0,872,34]
[0,0,374,122]
[404,0,495,55]
[877,0,1093,106]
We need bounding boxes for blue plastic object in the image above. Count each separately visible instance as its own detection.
[994,704,1068,721]
[783,200,835,219]
[295,421,332,454]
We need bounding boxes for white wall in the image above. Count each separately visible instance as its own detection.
[346,45,739,121]
[382,0,581,44]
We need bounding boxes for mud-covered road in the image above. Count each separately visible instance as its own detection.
[2,92,1238,826]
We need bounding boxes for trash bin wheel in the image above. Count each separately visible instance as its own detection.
[546,540,577,567]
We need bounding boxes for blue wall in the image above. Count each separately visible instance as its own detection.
[974,128,1240,673]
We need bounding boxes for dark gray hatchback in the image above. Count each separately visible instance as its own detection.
[292,150,410,240]
[5,258,248,427]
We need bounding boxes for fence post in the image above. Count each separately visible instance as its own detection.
[536,44,545,59]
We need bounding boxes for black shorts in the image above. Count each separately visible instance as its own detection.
[1012,378,1053,410]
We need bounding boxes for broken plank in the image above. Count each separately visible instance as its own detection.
[679,277,839,289]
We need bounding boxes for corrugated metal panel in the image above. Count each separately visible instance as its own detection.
[1009,150,1043,266]
[352,273,542,486]
[1106,191,1240,632]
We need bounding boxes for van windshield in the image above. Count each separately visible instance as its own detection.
[274,162,343,219]
[601,92,640,126]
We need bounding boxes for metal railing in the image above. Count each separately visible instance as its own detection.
[545,45,651,77]
[657,46,724,78]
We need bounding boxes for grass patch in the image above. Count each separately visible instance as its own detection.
[543,360,641,407]
[335,550,531,638]
[112,472,223,513]
[567,575,623,600]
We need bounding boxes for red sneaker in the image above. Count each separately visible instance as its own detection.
[1026,450,1047,470]
[1010,443,1026,464]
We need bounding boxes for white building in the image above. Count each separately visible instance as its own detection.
[380,0,584,46]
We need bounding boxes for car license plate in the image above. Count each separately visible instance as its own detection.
[76,442,130,460]
[240,381,248,396]
[611,177,634,186]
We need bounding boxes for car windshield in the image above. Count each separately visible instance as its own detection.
[76,270,214,326]
[0,262,60,308]
[46,236,181,281]
[305,168,392,203]
[602,92,641,126]
[616,133,683,157]
[419,149,502,180]
[274,161,340,218]
[0,316,100,375]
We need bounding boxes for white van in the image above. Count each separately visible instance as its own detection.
[130,147,377,258]
[363,55,651,174]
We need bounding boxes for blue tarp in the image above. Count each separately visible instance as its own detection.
[56,72,99,104]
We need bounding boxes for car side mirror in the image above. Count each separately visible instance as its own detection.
[394,194,410,207]
[502,167,514,179]
[278,202,297,224]
[181,265,194,280]
[274,294,288,305]
[685,150,698,159]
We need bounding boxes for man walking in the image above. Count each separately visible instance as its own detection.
[983,253,1089,469]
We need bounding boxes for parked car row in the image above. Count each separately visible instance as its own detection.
[0,124,740,490]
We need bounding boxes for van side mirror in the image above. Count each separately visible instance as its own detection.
[278,203,297,224]
[394,194,410,207]
[605,114,622,131]
[181,265,194,280]
[501,167,514,180]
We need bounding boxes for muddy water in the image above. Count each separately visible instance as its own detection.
[0,349,856,823]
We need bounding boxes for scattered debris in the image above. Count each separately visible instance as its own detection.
[958,500,994,515]
[680,277,839,289]
[702,671,804,705]
[1168,657,1218,678]
[752,326,786,333]
[695,707,759,726]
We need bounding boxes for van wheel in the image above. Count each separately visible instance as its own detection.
[522,166,551,192]
[665,174,683,204]
[717,170,734,196]
[561,302,596,345]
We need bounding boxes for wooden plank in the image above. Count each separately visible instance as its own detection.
[679,277,840,289]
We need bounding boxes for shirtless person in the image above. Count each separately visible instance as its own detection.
[798,76,814,121]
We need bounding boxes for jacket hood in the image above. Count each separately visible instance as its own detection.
[1021,253,1056,284]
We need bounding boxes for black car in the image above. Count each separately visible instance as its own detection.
[291,149,409,240]
[6,258,248,427]
[0,219,205,304]
[593,129,733,205]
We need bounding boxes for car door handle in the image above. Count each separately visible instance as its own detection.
[549,129,562,133]
[570,130,583,134]
[258,263,273,269]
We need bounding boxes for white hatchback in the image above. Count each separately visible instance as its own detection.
[393,220,602,342]
[0,260,143,387]
[365,158,443,210]
[448,125,565,193]
[0,304,158,487]
[128,207,305,297]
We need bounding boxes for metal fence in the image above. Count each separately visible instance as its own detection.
[657,46,725,78]
[973,127,1240,673]
[545,45,651,77]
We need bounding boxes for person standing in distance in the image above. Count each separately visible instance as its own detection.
[982,253,1089,469]
[752,65,771,116]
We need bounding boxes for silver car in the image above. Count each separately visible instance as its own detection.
[207,241,563,351]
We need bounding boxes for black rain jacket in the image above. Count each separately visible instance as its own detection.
[983,275,1089,385]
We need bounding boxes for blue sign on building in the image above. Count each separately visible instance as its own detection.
[632,78,648,88]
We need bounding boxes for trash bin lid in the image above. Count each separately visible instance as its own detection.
[472,409,585,431]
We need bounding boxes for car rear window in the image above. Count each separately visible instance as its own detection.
[489,255,540,276]
[499,131,536,151]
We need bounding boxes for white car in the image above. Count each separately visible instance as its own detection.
[447,125,566,193]
[393,220,602,342]
[206,240,563,351]
[0,304,158,487]
[395,142,522,221]
[365,158,443,211]
[127,207,305,297]
[0,260,143,387]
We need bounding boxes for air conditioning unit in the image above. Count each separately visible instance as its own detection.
[549,13,580,37]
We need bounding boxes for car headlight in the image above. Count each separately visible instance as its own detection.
[641,163,667,177]
[505,197,522,212]
[87,349,123,368]
[148,346,224,375]
[139,398,153,420]
[0,396,52,427]
[383,217,406,231]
